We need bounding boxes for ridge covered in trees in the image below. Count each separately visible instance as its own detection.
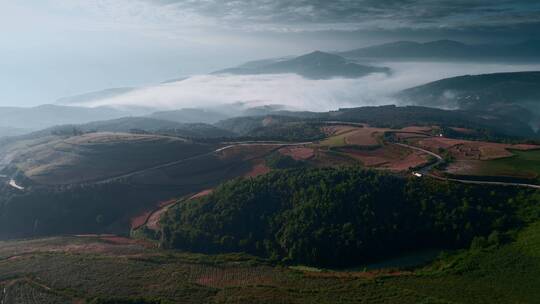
[161,167,538,266]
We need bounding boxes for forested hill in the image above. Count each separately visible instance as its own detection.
[161,167,538,267]
[396,72,540,133]
[397,71,540,110]
[214,51,390,80]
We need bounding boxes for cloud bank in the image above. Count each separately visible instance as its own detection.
[148,0,540,32]
[70,62,540,112]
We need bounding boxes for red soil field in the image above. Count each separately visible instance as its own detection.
[415,137,540,160]
[344,128,388,146]
[449,127,477,135]
[130,211,152,230]
[321,125,360,136]
[445,160,480,175]
[415,137,466,150]
[278,146,315,160]
[382,151,428,171]
[394,132,430,141]
[147,200,178,231]
[245,160,271,178]
[400,126,434,133]
[511,144,540,151]
[130,199,177,230]
[340,144,427,171]
[190,189,213,200]
[158,199,177,208]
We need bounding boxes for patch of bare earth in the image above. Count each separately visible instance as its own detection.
[321,125,359,136]
[278,147,315,160]
[130,211,152,230]
[147,200,178,231]
[511,144,540,151]
[401,126,434,133]
[394,132,429,140]
[190,189,213,200]
[449,127,478,135]
[415,137,467,150]
[245,160,271,178]
[344,128,388,146]
[445,160,481,175]
[415,137,540,161]
[340,144,425,171]
[382,151,428,171]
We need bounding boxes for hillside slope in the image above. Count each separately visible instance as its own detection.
[339,39,540,60]
[5,132,216,185]
[215,51,390,79]
[396,72,540,130]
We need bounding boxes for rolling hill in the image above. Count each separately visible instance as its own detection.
[339,39,540,60]
[70,117,236,138]
[396,71,540,130]
[217,105,538,139]
[214,51,390,79]
[3,132,216,185]
[148,108,231,124]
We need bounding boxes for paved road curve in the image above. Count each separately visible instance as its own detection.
[395,141,540,190]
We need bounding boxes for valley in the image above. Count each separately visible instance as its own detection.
[1,6,540,300]
[2,112,540,242]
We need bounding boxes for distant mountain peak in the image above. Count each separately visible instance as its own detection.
[424,39,465,46]
[290,51,346,64]
[214,50,388,79]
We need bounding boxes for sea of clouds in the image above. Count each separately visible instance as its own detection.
[71,61,540,112]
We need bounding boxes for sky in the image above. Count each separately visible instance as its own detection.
[1,0,540,107]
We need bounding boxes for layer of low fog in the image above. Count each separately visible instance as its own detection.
[70,61,540,112]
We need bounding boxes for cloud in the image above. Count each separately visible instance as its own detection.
[73,62,540,112]
[147,0,540,32]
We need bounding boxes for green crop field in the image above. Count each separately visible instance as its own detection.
[476,149,540,179]
[319,133,348,147]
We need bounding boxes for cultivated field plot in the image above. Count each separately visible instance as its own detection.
[1,228,539,304]
[278,146,315,160]
[411,137,539,161]
[447,149,540,179]
[129,144,277,186]
[407,135,540,179]
[338,144,429,171]
[319,126,389,147]
[1,280,72,304]
[10,132,216,185]
[0,236,449,304]
[321,125,359,137]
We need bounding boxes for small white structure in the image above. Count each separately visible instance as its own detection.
[9,179,25,190]
[412,172,423,178]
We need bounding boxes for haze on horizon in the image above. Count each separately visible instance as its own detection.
[1,0,540,108]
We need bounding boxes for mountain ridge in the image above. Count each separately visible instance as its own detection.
[214,51,390,79]
[339,39,540,60]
